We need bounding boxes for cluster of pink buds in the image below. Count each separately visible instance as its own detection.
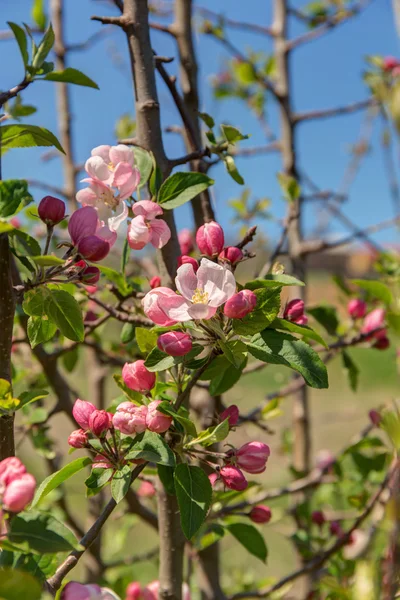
[113,400,172,436]
[61,582,120,600]
[210,441,271,491]
[125,580,190,600]
[70,400,112,446]
[0,457,36,514]
[283,298,308,325]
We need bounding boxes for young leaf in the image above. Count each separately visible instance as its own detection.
[224,156,244,185]
[351,279,393,306]
[198,111,215,129]
[245,274,305,290]
[157,401,197,437]
[32,24,55,70]
[43,68,99,89]
[120,322,136,344]
[32,457,92,507]
[18,389,48,409]
[136,328,159,354]
[113,374,143,404]
[125,431,175,467]
[270,317,327,348]
[157,464,176,495]
[8,511,79,553]
[98,265,131,296]
[277,172,300,202]
[144,347,176,372]
[133,147,154,190]
[1,124,65,154]
[220,124,249,144]
[85,468,113,491]
[247,329,328,389]
[111,465,132,503]
[225,523,268,562]
[44,289,84,342]
[186,419,229,448]
[158,172,214,209]
[31,0,47,30]
[174,464,212,539]
[341,350,359,392]
[7,22,29,67]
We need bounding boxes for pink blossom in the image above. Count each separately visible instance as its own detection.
[0,457,26,486]
[220,405,239,427]
[361,308,386,339]
[61,582,120,600]
[235,441,271,474]
[196,221,224,256]
[142,581,159,600]
[219,246,243,265]
[68,206,120,262]
[224,290,257,319]
[149,276,161,289]
[137,480,156,498]
[125,582,142,600]
[127,201,171,250]
[146,400,173,433]
[2,473,36,513]
[284,299,307,324]
[347,298,367,319]
[220,466,248,491]
[157,331,192,356]
[150,258,236,322]
[38,195,65,225]
[113,402,148,435]
[142,287,182,326]
[177,255,199,273]
[249,505,272,524]
[89,410,111,437]
[178,228,194,255]
[122,360,156,393]
[68,429,89,449]
[72,399,97,430]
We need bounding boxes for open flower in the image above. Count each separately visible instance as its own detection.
[144,258,236,322]
[127,200,171,250]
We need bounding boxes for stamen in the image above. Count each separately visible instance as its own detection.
[191,288,209,304]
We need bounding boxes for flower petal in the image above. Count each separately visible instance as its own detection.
[108,201,128,232]
[197,258,236,307]
[132,200,163,220]
[127,215,151,250]
[149,219,171,249]
[68,206,98,244]
[91,145,111,162]
[187,303,217,320]
[142,288,179,326]
[175,263,198,301]
[76,186,98,207]
[164,296,193,322]
[109,144,134,167]
[113,163,140,200]
[96,226,117,248]
[85,156,112,184]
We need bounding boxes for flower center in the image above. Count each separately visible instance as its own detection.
[191,288,209,304]
[100,190,119,210]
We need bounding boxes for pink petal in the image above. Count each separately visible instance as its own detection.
[76,186,98,207]
[68,206,98,245]
[164,296,192,322]
[85,156,111,184]
[107,201,128,232]
[91,145,111,162]
[142,288,180,326]
[109,144,134,167]
[175,263,198,301]
[149,219,171,249]
[187,304,217,320]
[113,163,140,200]
[127,215,151,250]
[132,200,163,220]
[96,226,117,248]
[198,258,236,307]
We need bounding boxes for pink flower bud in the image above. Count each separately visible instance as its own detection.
[329,521,343,536]
[0,457,26,486]
[311,510,326,527]
[81,265,100,284]
[61,582,103,600]
[2,473,36,513]
[89,410,111,437]
[284,299,305,322]
[150,276,161,289]
[235,441,271,474]
[347,298,367,319]
[361,308,386,338]
[224,290,257,319]
[373,336,390,350]
[178,229,194,255]
[220,405,239,427]
[10,217,21,229]
[219,246,243,265]
[177,255,199,273]
[196,221,224,256]
[137,480,156,498]
[316,449,335,472]
[38,195,66,225]
[209,472,218,487]
[142,581,160,600]
[146,400,173,433]
[122,360,156,393]
[369,409,381,426]
[92,455,113,470]
[126,582,142,600]
[78,235,110,262]
[383,56,400,71]
[68,429,89,448]
[142,287,180,327]
[72,399,97,430]
[220,466,248,491]
[113,402,148,435]
[249,505,272,524]
[157,331,192,357]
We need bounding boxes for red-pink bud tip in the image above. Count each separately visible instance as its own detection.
[38,195,66,226]
[157,331,192,357]
[249,505,272,524]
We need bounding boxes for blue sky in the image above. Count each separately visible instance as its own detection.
[1,0,399,246]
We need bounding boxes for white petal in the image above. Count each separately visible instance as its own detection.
[175,263,198,301]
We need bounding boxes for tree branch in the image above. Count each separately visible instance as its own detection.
[294,98,375,123]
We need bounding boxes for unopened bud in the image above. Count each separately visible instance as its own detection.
[196,221,224,256]
[38,195,66,226]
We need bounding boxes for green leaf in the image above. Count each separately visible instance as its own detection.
[224,156,244,185]
[144,347,176,372]
[44,289,84,342]
[174,464,212,540]
[0,568,42,600]
[98,265,131,296]
[351,279,393,306]
[9,229,41,260]
[232,288,281,336]
[277,172,300,202]
[341,350,359,392]
[121,237,130,275]
[247,329,329,389]
[1,124,65,154]
[157,464,175,495]
[134,147,154,190]
[120,322,136,344]
[186,418,229,448]
[61,346,80,373]
[136,328,159,354]
[0,378,19,412]
[245,274,305,290]
[85,468,113,491]
[308,305,339,337]
[218,339,247,368]
[225,523,268,562]
[32,24,54,70]
[32,457,92,507]
[200,355,244,395]
[18,388,48,409]
[220,124,249,144]
[381,410,400,449]
[158,172,214,209]
[270,317,327,348]
[27,316,57,348]
[0,179,33,218]
[31,0,47,30]
[43,68,99,89]
[197,523,225,551]
[198,111,215,129]
[30,255,64,267]
[149,164,163,196]
[125,431,175,467]
[8,510,79,553]
[157,401,197,437]
[111,465,132,504]
[7,22,29,67]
